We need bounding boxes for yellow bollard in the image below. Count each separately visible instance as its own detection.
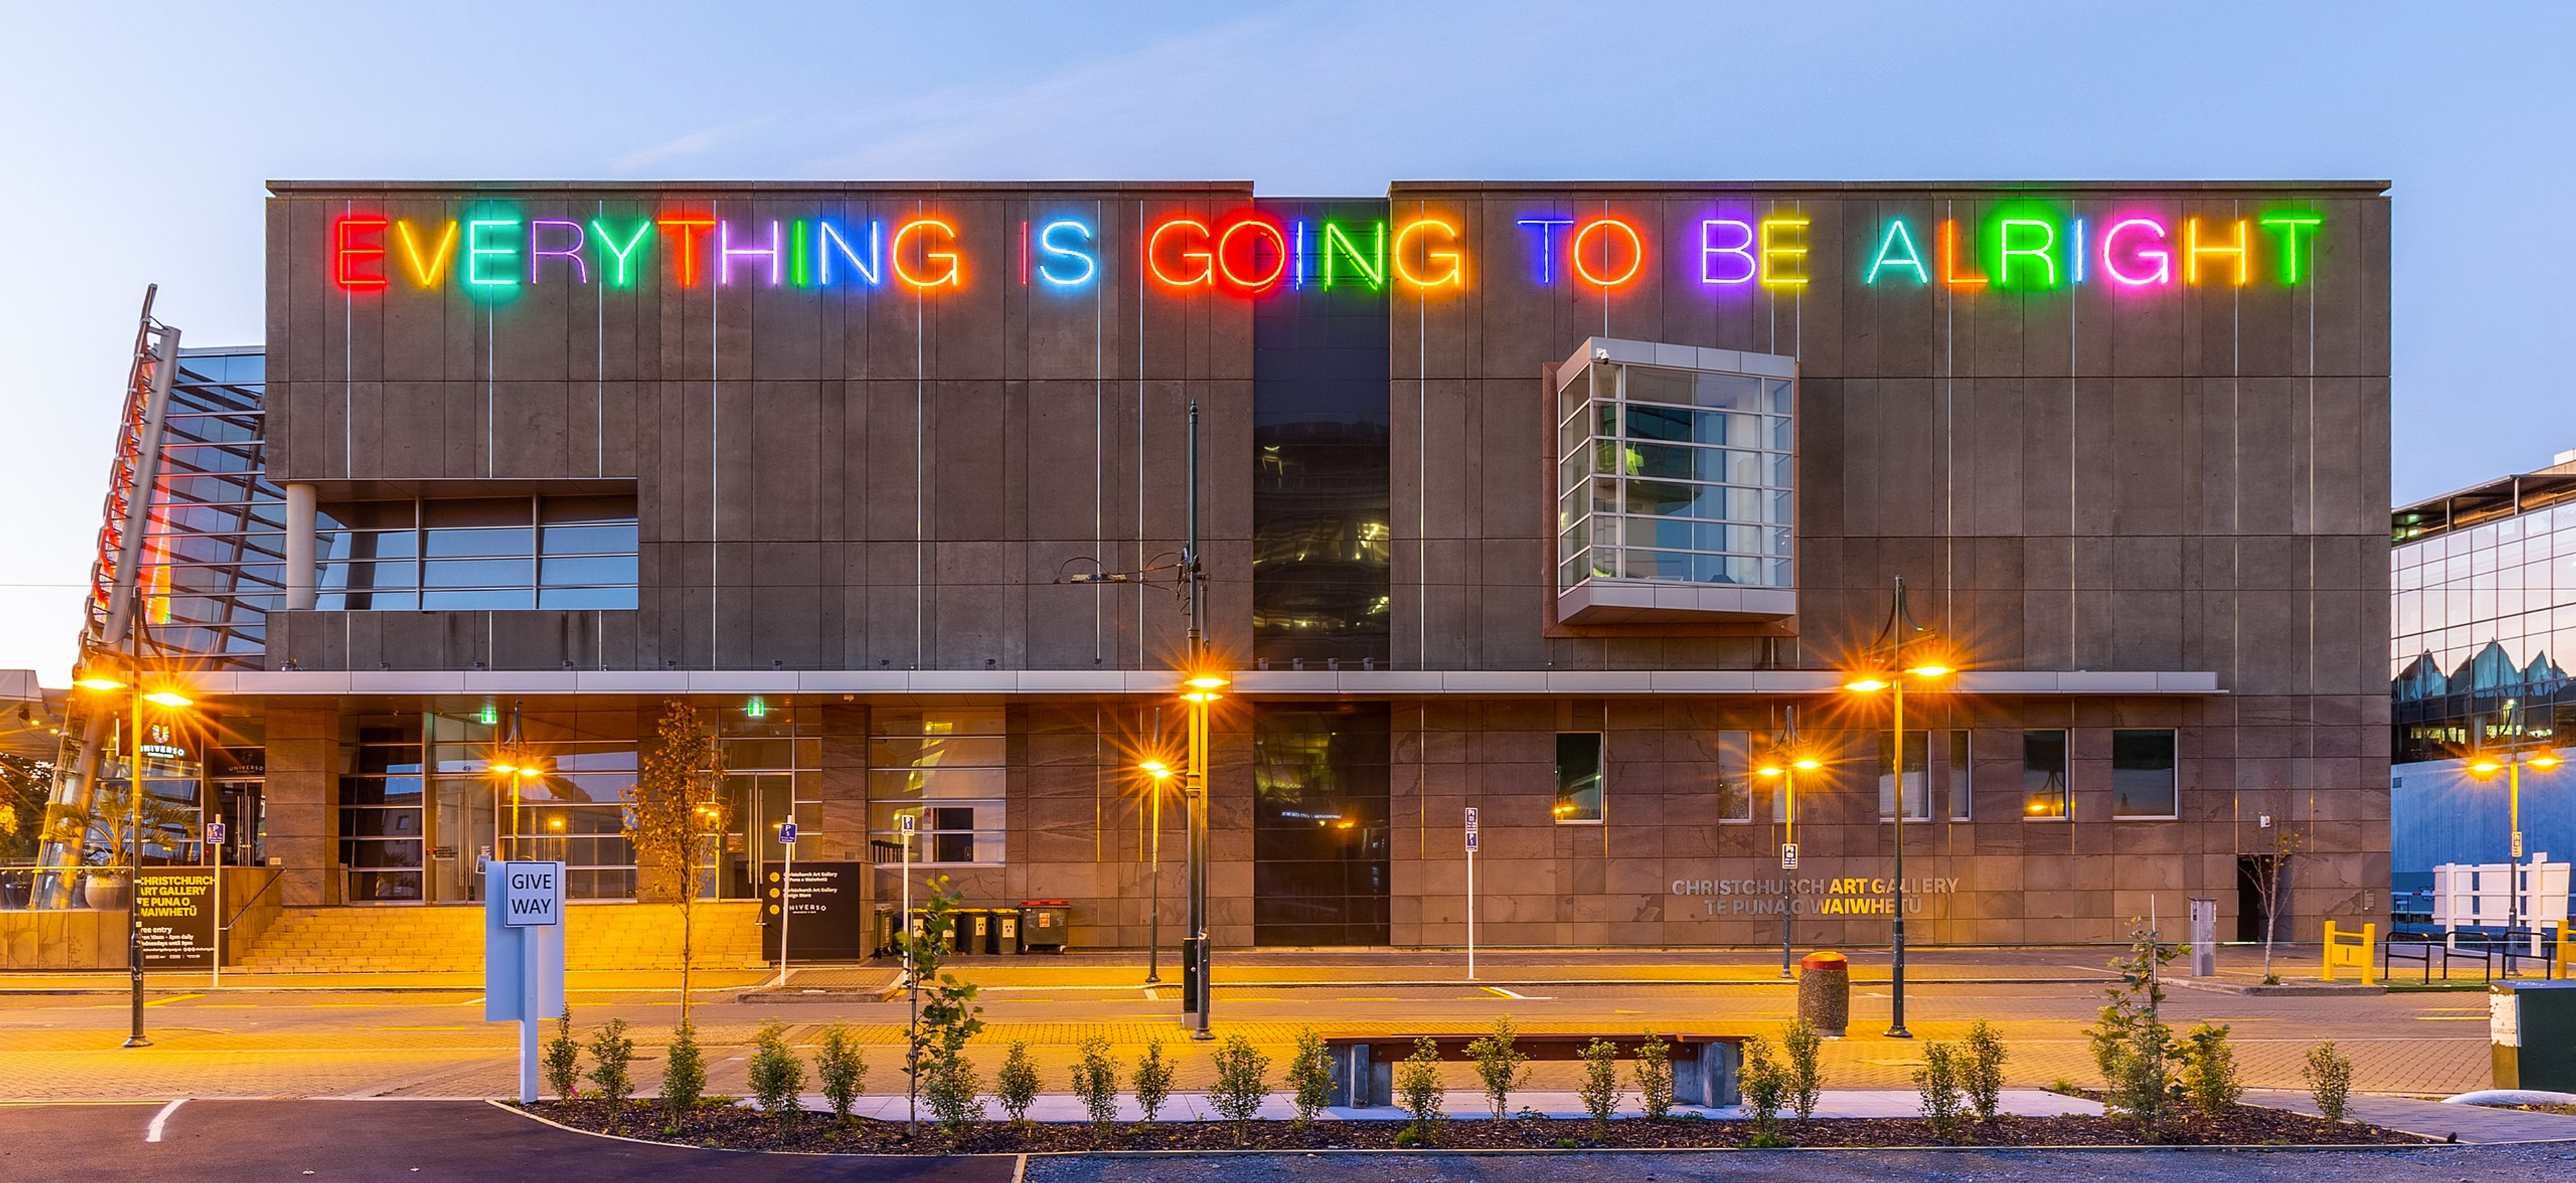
[2320,920,2377,985]
[2555,933,2575,981]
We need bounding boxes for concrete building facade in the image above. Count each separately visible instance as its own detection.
[41,180,2394,954]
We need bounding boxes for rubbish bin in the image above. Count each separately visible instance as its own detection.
[2492,980,2576,1090]
[1020,900,1071,952]
[1798,951,1850,1037]
[991,907,1020,954]
[955,908,988,954]
[871,903,897,957]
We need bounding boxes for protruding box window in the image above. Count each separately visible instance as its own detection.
[1554,338,1795,624]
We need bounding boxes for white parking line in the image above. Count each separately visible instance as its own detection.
[1483,986,1551,1001]
[144,1098,186,1142]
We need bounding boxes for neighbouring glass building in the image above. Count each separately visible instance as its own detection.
[20,180,2393,955]
[2390,455,2576,905]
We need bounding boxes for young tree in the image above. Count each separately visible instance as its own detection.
[2245,789,2306,984]
[621,701,729,1021]
[2088,922,2182,1137]
[904,879,985,1136]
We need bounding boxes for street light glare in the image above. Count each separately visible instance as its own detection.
[1844,677,1890,693]
[1907,663,1954,678]
[1139,759,1173,778]
[2467,758,2504,776]
[1185,674,1230,690]
[76,675,129,691]
[142,689,193,708]
[2529,754,2563,769]
[1181,690,1222,703]
[1792,758,1823,771]
[1756,765,1783,777]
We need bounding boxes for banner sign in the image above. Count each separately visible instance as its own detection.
[135,868,218,970]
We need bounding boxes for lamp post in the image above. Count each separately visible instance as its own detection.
[78,654,193,1050]
[1138,757,1174,984]
[1841,575,1952,1040]
[2466,710,2561,946]
[1754,718,1823,980]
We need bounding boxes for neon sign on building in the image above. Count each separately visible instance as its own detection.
[329,204,2326,298]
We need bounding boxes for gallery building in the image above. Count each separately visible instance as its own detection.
[25,179,2393,956]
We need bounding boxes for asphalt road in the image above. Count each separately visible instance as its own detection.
[1028,1145,2576,1182]
[0,1100,1010,1182]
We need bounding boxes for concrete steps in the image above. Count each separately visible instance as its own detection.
[231,901,764,974]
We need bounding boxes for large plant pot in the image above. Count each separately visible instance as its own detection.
[83,871,129,911]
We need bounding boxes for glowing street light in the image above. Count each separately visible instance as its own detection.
[1841,575,1956,1039]
[1755,714,1823,978]
[2466,699,2562,942]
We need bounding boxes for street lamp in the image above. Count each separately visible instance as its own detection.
[1138,757,1175,984]
[1755,719,1825,979]
[1841,575,1953,1039]
[77,659,194,1050]
[1179,670,1225,1041]
[2466,708,2561,947]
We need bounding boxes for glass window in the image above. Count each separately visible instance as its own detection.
[1554,732,1603,823]
[1556,355,1795,595]
[315,494,636,612]
[2023,730,2069,820]
[868,708,1006,864]
[1877,730,1931,821]
[1713,730,1753,822]
[1947,730,1972,822]
[2111,730,2179,820]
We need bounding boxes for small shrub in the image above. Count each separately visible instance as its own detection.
[1210,1033,1272,1146]
[815,1022,867,1124]
[1782,1019,1823,1122]
[1287,1027,1333,1125]
[924,1054,985,1134]
[2049,1076,2082,1096]
[1397,1036,1446,1143]
[1961,1019,2006,1125]
[660,1022,707,1118]
[747,1021,806,1122]
[1633,1029,1674,1121]
[1133,1039,1174,1123]
[2302,1040,2353,1123]
[1467,1015,1530,1119]
[2180,1022,2242,1120]
[1578,1037,1621,1134]
[587,1017,636,1117]
[998,1041,1041,1128]
[1914,1041,1967,1143]
[543,1009,582,1100]
[1739,1033,1787,1146]
[2088,923,2181,1137]
[1071,1036,1121,1140]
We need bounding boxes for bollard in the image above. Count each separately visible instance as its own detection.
[1798,951,1850,1037]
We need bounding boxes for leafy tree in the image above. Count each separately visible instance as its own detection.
[2088,922,2182,1138]
[1286,1027,1333,1125]
[1467,1015,1529,1119]
[1577,1037,1621,1135]
[2247,788,2306,984]
[816,1022,867,1125]
[1209,1033,1272,1146]
[998,1041,1042,1129]
[749,1021,806,1123]
[2302,1041,2353,1123]
[1961,1019,2006,1125]
[1632,1029,1673,1121]
[1396,1037,1446,1143]
[2179,1021,2242,1120]
[0,754,53,862]
[1071,1036,1122,1141]
[1782,1018,1824,1123]
[620,701,728,1022]
[542,1009,581,1100]
[660,1022,707,1122]
[1738,1034,1788,1147]
[1132,1039,1174,1123]
[587,1018,636,1118]
[1914,1041,1966,1143]
[902,879,985,1135]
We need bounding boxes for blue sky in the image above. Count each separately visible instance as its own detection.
[1,0,2568,678]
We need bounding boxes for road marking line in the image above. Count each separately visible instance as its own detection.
[455,997,486,1007]
[1483,986,1552,1001]
[143,994,203,1008]
[1142,989,1160,1001]
[144,1098,186,1142]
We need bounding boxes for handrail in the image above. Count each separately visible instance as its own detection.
[223,866,285,930]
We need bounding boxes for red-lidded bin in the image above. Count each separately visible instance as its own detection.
[1019,901,1071,952]
[1799,950,1850,1037]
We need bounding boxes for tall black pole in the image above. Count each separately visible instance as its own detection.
[123,623,150,1048]
[1145,708,1163,984]
[1886,576,1913,1039]
[1185,400,1214,1039]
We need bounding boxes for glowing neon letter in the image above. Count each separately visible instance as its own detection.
[1392,219,1464,289]
[465,219,521,287]
[2070,218,2087,285]
[655,217,716,287]
[817,219,881,287]
[1516,217,1574,284]
[2186,217,2248,286]
[2100,219,2171,286]
[792,220,810,287]
[588,220,649,287]
[1570,218,1642,288]
[527,219,588,284]
[2259,214,2323,284]
[1995,218,2056,288]
[1939,219,1987,288]
[891,219,961,288]
[394,220,460,288]
[1320,222,1386,289]
[334,217,388,290]
[1864,219,1927,286]
[1147,218,1214,288]
[718,219,783,286]
[1759,217,1809,287]
[1217,217,1289,293]
[1036,219,1096,286]
[1699,219,1756,285]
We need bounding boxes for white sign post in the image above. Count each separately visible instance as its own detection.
[900,814,916,987]
[775,820,798,987]
[485,860,566,1103]
[207,820,225,989]
[1464,807,1479,982]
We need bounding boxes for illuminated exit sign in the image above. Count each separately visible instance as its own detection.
[327,199,2326,300]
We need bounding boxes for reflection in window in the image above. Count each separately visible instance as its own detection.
[2023,730,2069,820]
[2111,730,2179,819]
[1877,730,1931,821]
[1711,730,1754,822]
[868,708,1006,864]
[1554,733,1603,823]
[317,494,638,610]
[1557,358,1794,593]
[1948,730,1972,822]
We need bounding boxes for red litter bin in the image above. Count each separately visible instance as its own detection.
[1799,951,1850,1037]
[1019,901,1071,952]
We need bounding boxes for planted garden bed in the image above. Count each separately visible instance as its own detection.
[522,1098,2431,1153]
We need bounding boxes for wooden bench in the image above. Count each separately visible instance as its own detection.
[1324,1033,1744,1109]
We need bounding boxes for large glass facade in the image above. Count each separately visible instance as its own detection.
[140,349,281,666]
[318,494,639,611]
[868,708,1006,865]
[1557,359,1794,592]
[1250,198,1391,665]
[2392,495,2576,760]
[1251,703,1391,946]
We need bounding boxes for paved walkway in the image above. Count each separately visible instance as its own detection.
[806,1087,2104,1123]
[2243,1088,2576,1144]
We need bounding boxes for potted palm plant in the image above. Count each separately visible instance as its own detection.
[76,783,193,911]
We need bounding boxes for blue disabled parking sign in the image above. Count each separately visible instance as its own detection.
[780,821,798,844]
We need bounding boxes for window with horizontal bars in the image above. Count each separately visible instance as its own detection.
[316,494,638,610]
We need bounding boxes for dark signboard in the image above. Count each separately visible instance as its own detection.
[761,862,867,960]
[136,867,218,970]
